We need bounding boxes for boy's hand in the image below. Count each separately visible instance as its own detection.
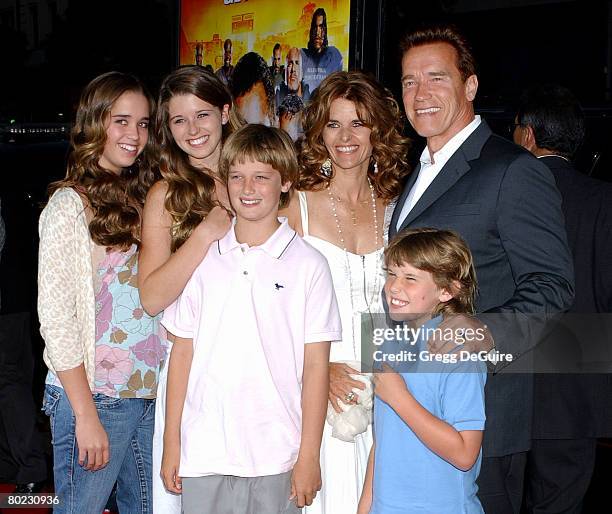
[372,364,408,408]
[160,439,182,494]
[357,490,372,514]
[290,455,321,507]
[357,503,371,514]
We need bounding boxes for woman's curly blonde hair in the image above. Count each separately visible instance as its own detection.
[155,66,243,251]
[49,71,157,250]
[298,71,411,200]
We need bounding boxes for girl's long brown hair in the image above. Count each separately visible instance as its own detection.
[155,66,243,251]
[49,71,157,249]
[298,71,411,200]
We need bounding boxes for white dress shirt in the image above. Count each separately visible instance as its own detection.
[396,115,482,231]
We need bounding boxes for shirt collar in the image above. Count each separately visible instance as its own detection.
[419,115,482,166]
[537,154,570,162]
[217,217,297,259]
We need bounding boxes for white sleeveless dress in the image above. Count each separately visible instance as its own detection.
[299,191,393,514]
[153,304,181,513]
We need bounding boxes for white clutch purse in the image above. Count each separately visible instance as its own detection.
[326,360,374,442]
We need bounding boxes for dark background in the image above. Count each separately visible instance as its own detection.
[0,0,610,504]
[2,1,611,124]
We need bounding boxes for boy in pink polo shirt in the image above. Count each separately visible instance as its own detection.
[160,124,341,514]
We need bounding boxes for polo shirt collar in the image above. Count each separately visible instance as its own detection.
[218,217,297,259]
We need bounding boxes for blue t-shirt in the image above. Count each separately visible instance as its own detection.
[372,316,487,514]
[300,46,343,95]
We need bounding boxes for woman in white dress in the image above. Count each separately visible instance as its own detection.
[138,66,242,513]
[282,70,411,514]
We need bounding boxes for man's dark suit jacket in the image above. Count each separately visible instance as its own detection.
[532,155,612,439]
[389,121,574,457]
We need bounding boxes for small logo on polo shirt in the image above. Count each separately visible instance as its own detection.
[275,283,284,290]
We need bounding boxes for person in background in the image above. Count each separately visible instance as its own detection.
[0,199,4,263]
[514,83,612,514]
[270,43,285,88]
[0,198,4,308]
[38,71,162,513]
[195,42,203,67]
[278,93,304,142]
[301,8,343,95]
[216,38,234,86]
[276,47,310,110]
[0,194,47,493]
[230,52,276,126]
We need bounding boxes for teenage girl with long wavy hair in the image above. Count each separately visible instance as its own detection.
[137,65,243,513]
[39,71,162,513]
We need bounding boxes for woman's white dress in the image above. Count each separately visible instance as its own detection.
[153,338,181,513]
[298,191,392,514]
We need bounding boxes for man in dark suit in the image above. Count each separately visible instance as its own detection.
[390,26,574,514]
[0,198,4,309]
[0,194,47,492]
[514,84,612,514]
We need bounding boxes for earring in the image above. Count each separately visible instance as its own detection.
[373,160,379,174]
[321,158,332,178]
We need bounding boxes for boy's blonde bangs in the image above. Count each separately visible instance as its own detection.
[219,124,299,207]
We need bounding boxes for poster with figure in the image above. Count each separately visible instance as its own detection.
[179,0,350,139]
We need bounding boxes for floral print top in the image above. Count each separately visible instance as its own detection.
[47,245,166,399]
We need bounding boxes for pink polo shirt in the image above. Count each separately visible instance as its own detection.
[162,219,341,478]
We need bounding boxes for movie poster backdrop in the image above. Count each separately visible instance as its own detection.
[179,0,350,139]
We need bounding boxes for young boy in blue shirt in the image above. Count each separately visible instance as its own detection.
[358,228,487,514]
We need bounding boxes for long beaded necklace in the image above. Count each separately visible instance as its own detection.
[327,178,383,358]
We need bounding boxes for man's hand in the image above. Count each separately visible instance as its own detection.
[290,455,321,507]
[372,364,408,408]
[427,314,494,354]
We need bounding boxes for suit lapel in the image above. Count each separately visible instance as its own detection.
[399,151,471,229]
[397,121,493,232]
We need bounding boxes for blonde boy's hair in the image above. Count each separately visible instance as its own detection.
[385,228,478,316]
[218,124,299,208]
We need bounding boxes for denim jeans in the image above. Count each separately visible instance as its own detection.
[43,385,155,514]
